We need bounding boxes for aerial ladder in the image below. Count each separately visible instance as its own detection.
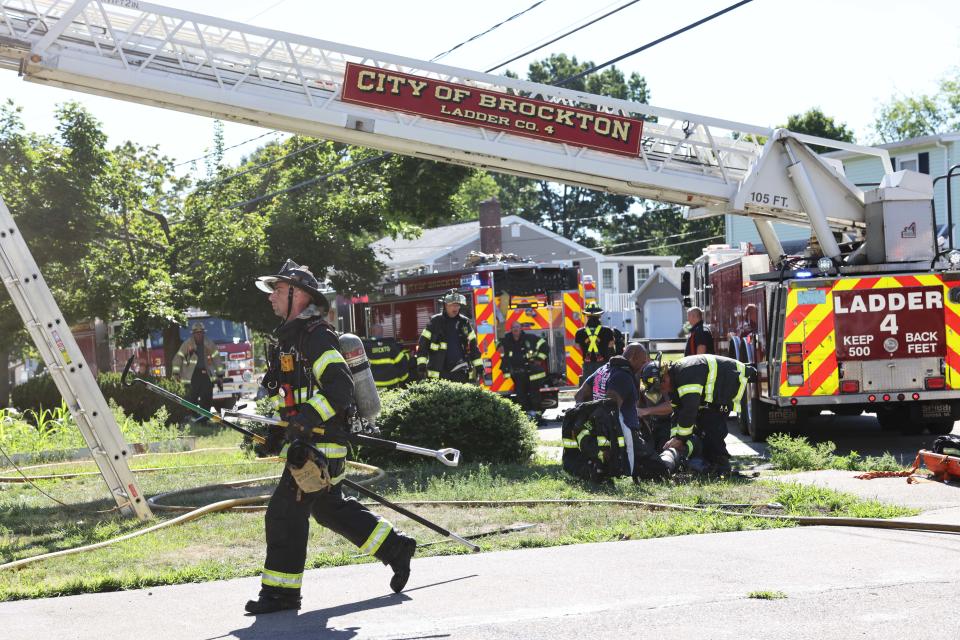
[0,0,942,514]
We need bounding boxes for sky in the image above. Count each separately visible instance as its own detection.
[0,0,958,175]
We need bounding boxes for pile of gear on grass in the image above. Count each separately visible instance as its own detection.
[562,342,756,485]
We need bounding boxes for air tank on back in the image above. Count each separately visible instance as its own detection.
[338,333,381,421]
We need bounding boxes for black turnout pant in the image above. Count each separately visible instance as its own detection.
[260,458,401,597]
[509,369,541,411]
[696,408,732,467]
[186,368,213,412]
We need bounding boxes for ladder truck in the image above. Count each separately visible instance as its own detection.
[0,0,955,516]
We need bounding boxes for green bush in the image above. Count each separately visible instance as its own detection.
[366,380,538,465]
[11,373,189,424]
[767,433,904,472]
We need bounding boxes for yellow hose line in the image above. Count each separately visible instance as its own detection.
[0,461,386,572]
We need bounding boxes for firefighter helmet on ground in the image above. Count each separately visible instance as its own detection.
[583,302,604,316]
[255,259,329,308]
[440,289,467,305]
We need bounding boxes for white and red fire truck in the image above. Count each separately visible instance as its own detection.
[1,0,958,516]
[356,262,586,407]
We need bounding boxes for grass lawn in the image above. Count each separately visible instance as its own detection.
[0,432,917,602]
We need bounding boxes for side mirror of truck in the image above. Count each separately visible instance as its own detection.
[680,271,691,296]
[683,296,692,307]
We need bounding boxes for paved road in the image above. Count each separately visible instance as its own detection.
[4,509,959,640]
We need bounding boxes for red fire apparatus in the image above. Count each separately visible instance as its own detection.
[357,263,585,407]
[686,224,960,442]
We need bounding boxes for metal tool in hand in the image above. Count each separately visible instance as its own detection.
[222,410,461,467]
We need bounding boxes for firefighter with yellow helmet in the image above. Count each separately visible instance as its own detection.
[171,321,224,414]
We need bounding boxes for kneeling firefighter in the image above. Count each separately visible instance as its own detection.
[246,260,416,615]
[639,354,755,476]
[566,343,683,482]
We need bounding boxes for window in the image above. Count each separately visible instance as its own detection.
[896,154,919,173]
[602,268,614,290]
[636,267,650,283]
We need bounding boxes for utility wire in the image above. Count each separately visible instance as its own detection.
[172,129,282,168]
[430,0,549,62]
[556,0,755,86]
[485,0,643,73]
[247,0,292,22]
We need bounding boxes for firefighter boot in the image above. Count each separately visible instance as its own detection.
[244,593,302,615]
[388,535,417,593]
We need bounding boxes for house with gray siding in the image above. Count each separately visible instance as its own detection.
[725,133,960,247]
[632,268,684,340]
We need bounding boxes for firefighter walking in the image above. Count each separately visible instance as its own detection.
[171,321,224,414]
[497,323,548,419]
[245,260,415,615]
[639,354,753,476]
[416,289,483,383]
[363,325,410,390]
[574,302,615,383]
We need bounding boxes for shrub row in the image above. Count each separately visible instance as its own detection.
[11,373,189,423]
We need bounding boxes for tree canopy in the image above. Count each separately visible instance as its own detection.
[781,107,855,153]
[872,70,960,143]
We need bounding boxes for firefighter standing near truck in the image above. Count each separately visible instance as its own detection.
[575,302,616,383]
[363,324,410,390]
[245,259,416,615]
[639,354,753,476]
[171,322,224,415]
[416,289,483,383]
[497,322,549,418]
[684,307,714,356]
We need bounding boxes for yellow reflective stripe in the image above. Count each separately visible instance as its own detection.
[261,569,303,589]
[677,384,704,397]
[374,373,409,387]
[421,328,432,339]
[704,355,718,404]
[429,343,441,351]
[467,331,477,341]
[585,326,600,353]
[576,428,591,446]
[171,366,181,373]
[529,371,546,381]
[416,356,428,365]
[686,440,695,457]
[596,436,610,446]
[293,386,310,403]
[313,349,346,380]
[427,370,440,378]
[562,438,579,448]
[733,361,747,406]
[370,351,408,366]
[270,395,284,409]
[471,358,483,366]
[307,394,336,421]
[617,437,625,446]
[672,425,695,437]
[312,442,348,458]
[358,520,393,555]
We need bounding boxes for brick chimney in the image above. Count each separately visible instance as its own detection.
[479,197,503,254]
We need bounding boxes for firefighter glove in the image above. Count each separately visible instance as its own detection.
[285,413,312,443]
[254,426,285,457]
[287,442,331,493]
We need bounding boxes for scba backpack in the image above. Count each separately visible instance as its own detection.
[561,399,626,482]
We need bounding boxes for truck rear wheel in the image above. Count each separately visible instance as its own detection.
[926,420,955,436]
[742,386,772,442]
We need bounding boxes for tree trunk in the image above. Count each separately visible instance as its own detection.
[163,325,182,378]
[0,347,10,408]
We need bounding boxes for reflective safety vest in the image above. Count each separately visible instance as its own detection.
[584,326,602,353]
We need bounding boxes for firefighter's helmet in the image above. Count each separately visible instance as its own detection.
[440,289,467,306]
[639,360,664,404]
[256,259,329,308]
[583,302,604,316]
[190,321,205,334]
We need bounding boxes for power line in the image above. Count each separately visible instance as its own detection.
[431,0,549,62]
[604,234,724,256]
[556,0,756,87]
[172,129,283,168]
[247,0,292,22]
[485,0,643,73]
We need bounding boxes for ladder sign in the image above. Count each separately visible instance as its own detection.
[341,63,643,158]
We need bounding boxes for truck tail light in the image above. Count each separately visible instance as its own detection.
[925,376,946,390]
[786,364,804,375]
[882,394,891,402]
[867,394,876,402]
[839,380,860,393]
[786,342,803,355]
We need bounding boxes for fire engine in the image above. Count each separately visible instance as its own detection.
[0,0,957,517]
[357,262,584,408]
